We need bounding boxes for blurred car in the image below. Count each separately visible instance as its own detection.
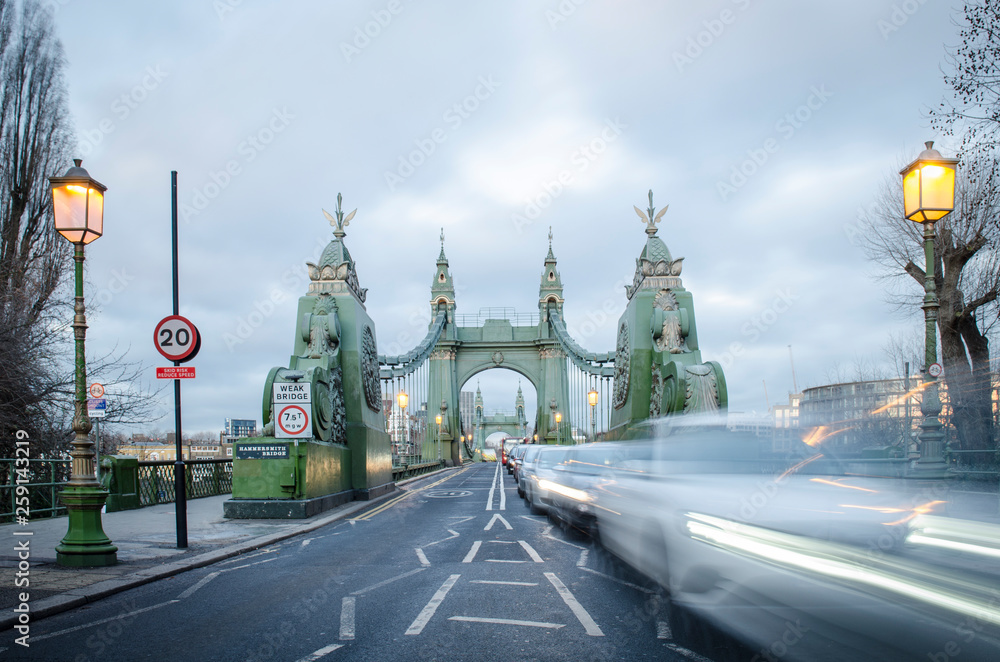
[509,443,530,483]
[593,418,1000,661]
[521,446,571,515]
[515,444,543,498]
[541,442,626,535]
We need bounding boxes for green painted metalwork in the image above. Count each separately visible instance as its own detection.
[0,459,70,523]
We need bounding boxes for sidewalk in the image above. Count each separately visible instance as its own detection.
[0,471,443,629]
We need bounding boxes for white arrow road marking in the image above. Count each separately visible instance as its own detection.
[485,514,512,531]
[448,616,564,629]
[293,643,344,662]
[405,574,461,635]
[339,597,355,640]
[545,572,604,637]
[462,541,482,563]
[518,540,544,563]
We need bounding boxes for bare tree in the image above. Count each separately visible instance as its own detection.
[0,0,75,456]
[859,151,999,452]
[931,1,1000,158]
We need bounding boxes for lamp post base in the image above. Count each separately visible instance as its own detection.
[56,486,118,567]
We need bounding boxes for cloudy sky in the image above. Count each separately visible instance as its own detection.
[49,0,961,435]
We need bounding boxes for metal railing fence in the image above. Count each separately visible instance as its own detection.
[137,459,233,506]
[0,458,72,523]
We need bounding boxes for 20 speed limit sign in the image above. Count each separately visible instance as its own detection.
[276,404,310,438]
[154,315,201,362]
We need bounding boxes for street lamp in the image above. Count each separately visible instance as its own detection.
[49,160,117,567]
[900,141,959,476]
[555,411,562,444]
[435,414,443,460]
[588,389,598,442]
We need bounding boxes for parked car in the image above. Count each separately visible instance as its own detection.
[521,446,571,515]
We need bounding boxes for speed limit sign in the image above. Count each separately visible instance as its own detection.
[154,315,201,363]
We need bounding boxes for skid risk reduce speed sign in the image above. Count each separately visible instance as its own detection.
[153,315,201,363]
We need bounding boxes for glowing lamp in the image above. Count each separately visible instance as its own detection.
[50,160,106,244]
[588,389,598,407]
[900,142,958,223]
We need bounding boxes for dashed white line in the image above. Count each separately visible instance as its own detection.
[425,529,459,547]
[577,549,590,567]
[462,540,482,563]
[301,538,313,547]
[449,616,565,629]
[28,600,180,643]
[415,548,430,566]
[351,567,427,596]
[470,580,539,586]
[405,574,460,635]
[545,572,604,637]
[577,566,656,594]
[657,620,672,639]
[293,643,344,662]
[178,572,220,600]
[518,540,544,563]
[664,642,715,661]
[339,597,355,640]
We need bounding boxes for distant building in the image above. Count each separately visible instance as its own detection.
[225,419,256,439]
[771,393,802,453]
[726,411,772,439]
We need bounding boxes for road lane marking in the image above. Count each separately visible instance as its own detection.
[178,572,220,599]
[470,580,538,586]
[339,597,355,640]
[577,549,590,567]
[221,557,279,573]
[486,461,499,510]
[353,469,470,520]
[485,514,512,531]
[405,574,461,635]
[545,533,585,550]
[462,541,482,563]
[657,621,672,639]
[415,548,430,566]
[29,600,180,642]
[577,566,656,594]
[486,559,527,563]
[351,567,427,596]
[294,643,344,662]
[519,515,547,523]
[518,540,544,563]
[448,516,476,524]
[448,616,565,629]
[217,548,277,565]
[664,642,715,661]
[425,529,459,547]
[545,572,604,637]
[301,538,313,547]
[499,466,506,510]
[487,540,517,544]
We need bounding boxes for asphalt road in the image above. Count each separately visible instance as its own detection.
[0,462,748,661]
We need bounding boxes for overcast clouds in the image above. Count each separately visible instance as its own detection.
[49,0,961,434]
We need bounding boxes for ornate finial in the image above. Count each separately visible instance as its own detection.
[322,192,356,239]
[548,226,553,248]
[633,189,668,237]
[440,228,445,249]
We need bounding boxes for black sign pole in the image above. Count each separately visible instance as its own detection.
[171,171,188,549]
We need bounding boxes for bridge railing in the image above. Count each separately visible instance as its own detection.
[136,459,233,506]
[454,307,539,327]
[0,458,71,523]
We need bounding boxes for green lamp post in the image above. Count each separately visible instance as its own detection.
[50,160,117,567]
[900,141,959,477]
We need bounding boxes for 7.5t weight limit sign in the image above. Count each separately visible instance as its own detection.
[273,383,311,439]
[154,315,201,363]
